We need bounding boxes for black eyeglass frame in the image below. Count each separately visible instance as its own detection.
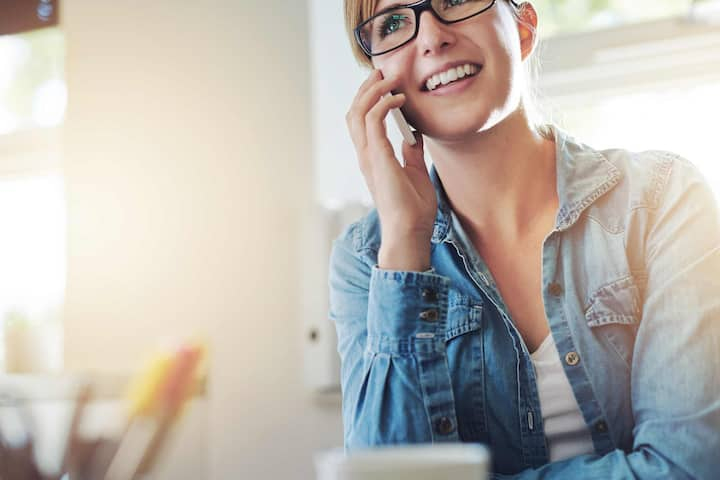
[354,0,521,57]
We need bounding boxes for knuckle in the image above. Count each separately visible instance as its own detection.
[366,107,382,123]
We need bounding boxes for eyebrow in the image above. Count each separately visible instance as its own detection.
[374,1,414,17]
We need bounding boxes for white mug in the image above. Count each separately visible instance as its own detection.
[314,444,489,480]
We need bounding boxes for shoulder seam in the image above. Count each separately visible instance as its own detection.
[644,150,675,209]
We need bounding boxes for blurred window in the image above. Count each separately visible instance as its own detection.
[558,84,720,198]
[537,1,720,198]
[535,0,695,37]
[0,0,65,372]
[0,173,66,331]
[0,27,65,134]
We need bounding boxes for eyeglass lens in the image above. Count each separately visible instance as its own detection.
[359,0,494,55]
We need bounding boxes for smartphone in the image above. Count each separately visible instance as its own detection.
[383,93,417,148]
[383,95,417,168]
[390,105,416,147]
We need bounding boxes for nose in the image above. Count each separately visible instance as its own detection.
[415,10,455,56]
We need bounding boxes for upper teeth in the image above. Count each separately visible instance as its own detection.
[425,64,478,91]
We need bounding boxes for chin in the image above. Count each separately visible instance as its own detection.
[416,113,493,142]
[422,126,480,143]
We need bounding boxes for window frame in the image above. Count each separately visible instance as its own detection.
[0,0,64,171]
[539,15,720,107]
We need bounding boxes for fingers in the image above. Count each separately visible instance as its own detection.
[355,93,406,181]
[401,133,430,184]
[346,70,400,150]
[365,93,406,155]
[356,69,382,98]
[346,70,383,149]
[401,131,424,168]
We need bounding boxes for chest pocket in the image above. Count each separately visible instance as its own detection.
[585,276,642,368]
[445,289,483,341]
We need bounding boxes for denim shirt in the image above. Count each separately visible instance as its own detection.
[328,126,720,479]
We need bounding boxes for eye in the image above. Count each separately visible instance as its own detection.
[377,13,411,38]
[443,0,469,8]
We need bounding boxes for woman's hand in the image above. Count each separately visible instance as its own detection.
[345,69,437,271]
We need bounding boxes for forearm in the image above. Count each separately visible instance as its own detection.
[330,229,456,448]
[377,236,432,272]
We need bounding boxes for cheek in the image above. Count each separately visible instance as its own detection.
[373,49,414,85]
[371,54,396,78]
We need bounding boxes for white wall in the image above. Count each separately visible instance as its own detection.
[61,1,342,478]
[310,0,411,208]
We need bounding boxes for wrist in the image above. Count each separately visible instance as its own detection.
[378,239,431,272]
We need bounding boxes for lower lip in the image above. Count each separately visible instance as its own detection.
[425,68,481,96]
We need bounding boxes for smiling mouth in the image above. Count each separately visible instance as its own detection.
[422,63,482,92]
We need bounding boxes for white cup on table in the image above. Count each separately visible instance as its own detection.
[314,444,489,480]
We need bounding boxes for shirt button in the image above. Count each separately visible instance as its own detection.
[421,288,438,302]
[435,416,455,435]
[565,351,580,366]
[595,420,608,433]
[548,282,563,296]
[419,309,439,322]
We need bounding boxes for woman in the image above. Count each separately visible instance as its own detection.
[329,0,720,477]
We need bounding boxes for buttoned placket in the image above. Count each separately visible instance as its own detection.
[409,270,462,443]
[541,228,615,456]
[425,133,622,463]
[444,228,550,468]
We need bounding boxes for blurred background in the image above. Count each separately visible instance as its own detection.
[0,0,719,478]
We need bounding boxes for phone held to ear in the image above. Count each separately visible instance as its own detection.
[389,105,416,147]
[382,92,417,148]
[382,93,417,168]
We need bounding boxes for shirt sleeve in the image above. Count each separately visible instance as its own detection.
[328,223,458,450]
[493,155,720,479]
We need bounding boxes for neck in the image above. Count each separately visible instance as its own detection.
[427,107,558,242]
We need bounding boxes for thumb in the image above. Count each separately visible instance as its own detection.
[401,132,430,182]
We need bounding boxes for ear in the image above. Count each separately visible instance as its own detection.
[515,2,539,60]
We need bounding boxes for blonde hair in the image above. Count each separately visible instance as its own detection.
[344,0,379,69]
[343,0,550,136]
[510,3,551,138]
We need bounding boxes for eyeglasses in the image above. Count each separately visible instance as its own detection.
[355,0,519,57]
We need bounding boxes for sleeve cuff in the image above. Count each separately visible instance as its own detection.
[366,265,450,341]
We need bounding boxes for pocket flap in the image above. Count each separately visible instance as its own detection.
[446,289,483,341]
[585,276,641,327]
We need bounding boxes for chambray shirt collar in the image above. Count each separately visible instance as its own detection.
[429,124,622,244]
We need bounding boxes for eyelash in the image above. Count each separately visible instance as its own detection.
[376,14,410,38]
